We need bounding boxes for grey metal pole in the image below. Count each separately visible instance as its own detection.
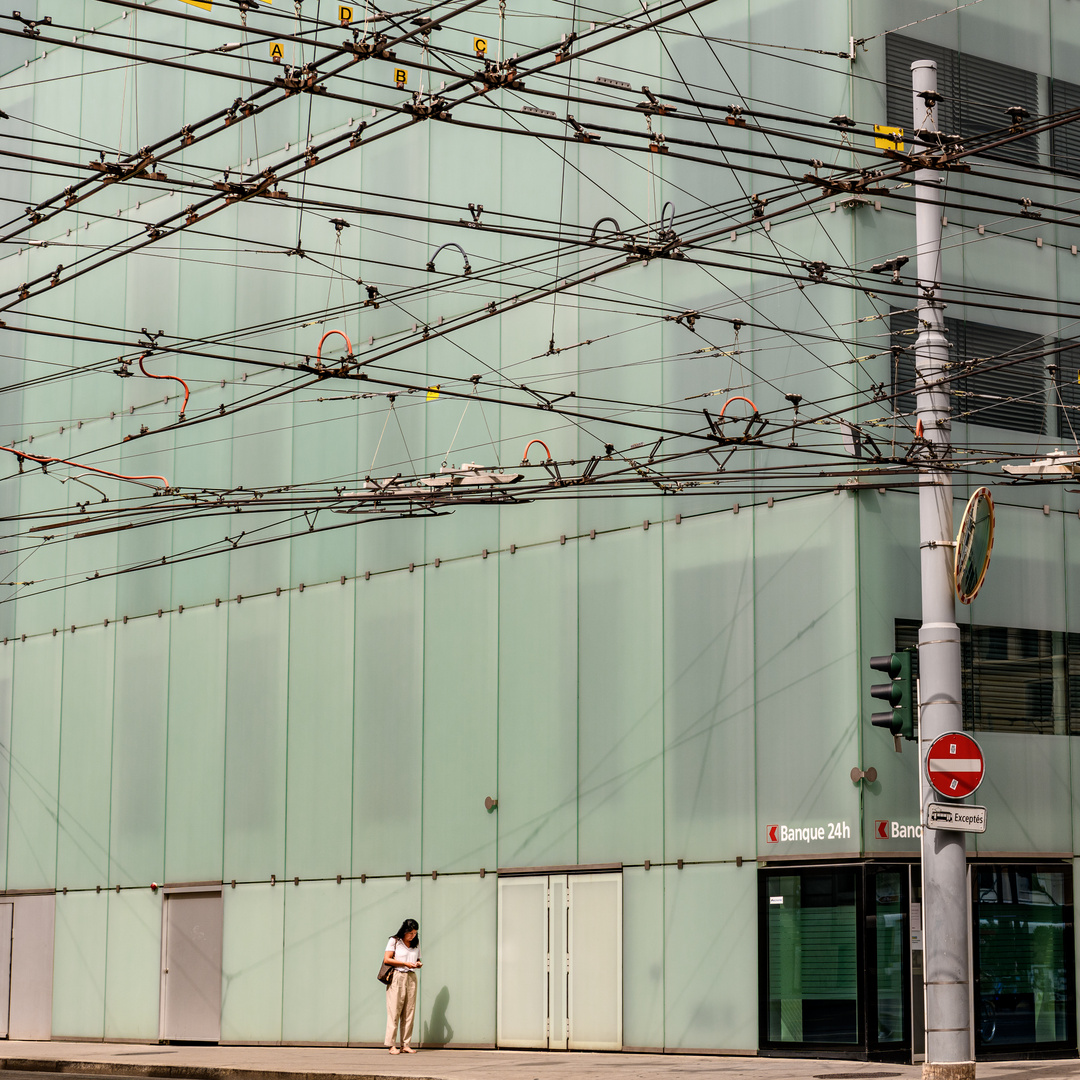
[911,59,974,1080]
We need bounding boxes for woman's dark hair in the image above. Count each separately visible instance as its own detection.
[393,918,419,945]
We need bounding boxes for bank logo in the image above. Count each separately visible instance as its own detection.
[875,819,923,840]
[766,824,779,843]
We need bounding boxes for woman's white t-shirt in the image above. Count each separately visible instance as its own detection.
[387,937,420,969]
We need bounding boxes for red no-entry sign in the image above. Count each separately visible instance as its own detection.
[926,732,985,798]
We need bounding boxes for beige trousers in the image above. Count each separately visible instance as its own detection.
[385,970,417,1048]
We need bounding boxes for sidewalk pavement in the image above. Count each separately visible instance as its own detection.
[0,1042,1075,1080]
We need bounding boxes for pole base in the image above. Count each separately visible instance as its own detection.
[923,1063,975,1080]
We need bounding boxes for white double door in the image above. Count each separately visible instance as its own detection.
[497,871,622,1050]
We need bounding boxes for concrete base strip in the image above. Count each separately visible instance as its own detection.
[0,1060,436,1080]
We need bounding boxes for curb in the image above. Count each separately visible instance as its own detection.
[0,1061,438,1080]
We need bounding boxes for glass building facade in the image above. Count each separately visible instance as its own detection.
[0,0,1078,1063]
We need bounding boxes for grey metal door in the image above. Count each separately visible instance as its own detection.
[0,903,11,1038]
[160,891,223,1042]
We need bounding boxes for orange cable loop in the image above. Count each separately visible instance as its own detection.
[718,395,758,419]
[1,445,170,491]
[316,329,353,361]
[138,352,190,419]
[521,439,552,463]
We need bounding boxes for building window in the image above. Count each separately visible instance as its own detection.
[896,620,1074,735]
[890,311,1050,434]
[1050,79,1080,175]
[886,35,1038,166]
[974,865,1075,1054]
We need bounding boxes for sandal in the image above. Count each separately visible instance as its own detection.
[389,1048,401,1055]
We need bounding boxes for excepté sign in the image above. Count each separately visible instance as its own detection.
[954,486,995,604]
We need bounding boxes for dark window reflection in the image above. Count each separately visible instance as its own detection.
[975,867,1075,1050]
[874,871,905,1044]
[896,620,1072,736]
[766,870,858,1044]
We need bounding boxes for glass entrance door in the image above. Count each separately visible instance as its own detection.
[760,864,912,1059]
[762,868,861,1047]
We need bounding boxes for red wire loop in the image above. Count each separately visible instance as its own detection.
[138,353,190,419]
[718,395,758,419]
[1,445,169,490]
[316,330,353,360]
[522,439,552,463]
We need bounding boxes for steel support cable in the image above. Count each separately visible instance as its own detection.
[0,0,723,304]
[6,166,1071,419]
[9,121,1064,248]
[10,194,1080,406]
[8,120,1073,249]
[0,0,487,242]
[8,234,1079,438]
[3,260,890,413]
[97,0,455,38]
[632,10,867,401]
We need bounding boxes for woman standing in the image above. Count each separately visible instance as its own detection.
[384,919,422,1054]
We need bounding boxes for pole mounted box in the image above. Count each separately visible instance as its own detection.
[870,651,915,740]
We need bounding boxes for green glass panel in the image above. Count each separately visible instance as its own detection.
[57,627,114,889]
[104,889,162,1039]
[286,583,354,879]
[7,636,62,889]
[754,498,860,853]
[765,871,858,1045]
[664,513,756,860]
[418,874,495,1046]
[224,596,288,880]
[0,648,11,884]
[51,890,107,1038]
[421,561,497,872]
[353,574,422,874]
[858,491,923,846]
[282,881,350,1043]
[578,529,663,864]
[975,733,1071,855]
[221,883,284,1043]
[622,866,663,1049]
[348,875,421,1044]
[665,863,758,1050]
[165,606,227,883]
[497,544,577,869]
[971,503,1065,632]
[110,618,168,885]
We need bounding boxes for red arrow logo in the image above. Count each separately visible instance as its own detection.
[766,825,778,843]
[876,819,889,839]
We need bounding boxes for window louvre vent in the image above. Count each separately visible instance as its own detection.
[886,35,1038,165]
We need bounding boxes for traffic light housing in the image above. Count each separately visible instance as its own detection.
[870,651,915,740]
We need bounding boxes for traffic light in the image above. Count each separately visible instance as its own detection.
[870,651,915,740]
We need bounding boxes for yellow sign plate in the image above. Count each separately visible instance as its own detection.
[874,124,904,152]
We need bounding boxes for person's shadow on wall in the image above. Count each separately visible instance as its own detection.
[423,986,454,1047]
